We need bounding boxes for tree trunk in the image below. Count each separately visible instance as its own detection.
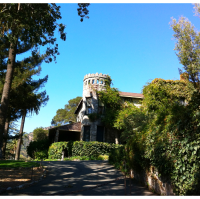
[15,111,26,160]
[0,42,17,159]
[2,118,10,159]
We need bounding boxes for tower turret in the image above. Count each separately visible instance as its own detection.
[83,72,110,97]
[78,73,110,141]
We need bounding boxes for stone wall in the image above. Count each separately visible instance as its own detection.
[131,166,175,195]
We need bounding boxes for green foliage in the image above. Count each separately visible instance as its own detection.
[34,151,48,161]
[27,139,50,159]
[114,102,147,142]
[140,79,200,195]
[33,127,48,141]
[109,77,200,195]
[77,3,90,22]
[48,141,122,160]
[88,112,100,122]
[109,145,125,169]
[170,14,200,90]
[51,96,82,126]
[63,155,108,161]
[48,141,73,159]
[98,85,122,127]
[72,141,122,158]
[142,78,195,112]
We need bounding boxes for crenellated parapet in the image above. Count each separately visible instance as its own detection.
[83,73,110,90]
[83,73,108,80]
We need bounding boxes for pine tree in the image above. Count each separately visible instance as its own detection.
[0,4,66,159]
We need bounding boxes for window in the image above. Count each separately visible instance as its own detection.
[88,80,90,84]
[98,99,104,114]
[83,126,90,141]
[86,97,92,114]
[92,79,95,84]
[97,79,99,84]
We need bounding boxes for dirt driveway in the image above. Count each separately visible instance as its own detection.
[4,160,155,196]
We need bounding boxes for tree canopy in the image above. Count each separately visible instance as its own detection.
[51,96,82,126]
[33,127,48,141]
[170,5,200,90]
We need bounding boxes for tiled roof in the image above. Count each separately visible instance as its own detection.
[59,122,81,132]
[119,92,144,98]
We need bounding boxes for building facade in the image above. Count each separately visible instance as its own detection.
[49,73,144,145]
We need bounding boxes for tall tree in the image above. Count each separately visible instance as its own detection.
[51,96,82,126]
[0,52,48,159]
[0,3,66,159]
[170,4,200,90]
[14,78,49,160]
[0,3,90,159]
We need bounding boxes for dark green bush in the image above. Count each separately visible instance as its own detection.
[27,139,50,159]
[109,145,125,169]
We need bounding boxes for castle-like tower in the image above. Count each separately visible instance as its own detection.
[83,72,110,101]
[76,73,110,142]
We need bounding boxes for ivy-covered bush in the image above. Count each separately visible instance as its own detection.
[48,141,122,160]
[108,78,200,195]
[27,139,50,159]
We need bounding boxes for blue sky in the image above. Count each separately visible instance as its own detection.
[16,3,199,133]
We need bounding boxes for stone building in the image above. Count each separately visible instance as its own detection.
[48,73,144,144]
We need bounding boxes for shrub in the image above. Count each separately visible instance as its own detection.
[72,141,122,158]
[27,139,50,159]
[109,145,125,169]
[97,154,109,160]
[34,151,48,160]
[48,141,74,159]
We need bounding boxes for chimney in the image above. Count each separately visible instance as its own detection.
[180,73,189,81]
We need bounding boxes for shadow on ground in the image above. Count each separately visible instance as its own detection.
[4,160,156,196]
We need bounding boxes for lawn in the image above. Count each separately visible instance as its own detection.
[0,160,40,168]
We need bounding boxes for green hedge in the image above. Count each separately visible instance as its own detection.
[48,141,73,159]
[72,141,122,157]
[48,141,123,160]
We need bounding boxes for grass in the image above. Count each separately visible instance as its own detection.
[41,154,109,161]
[0,160,40,168]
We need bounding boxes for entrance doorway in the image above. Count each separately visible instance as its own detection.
[97,126,104,142]
[83,126,90,141]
